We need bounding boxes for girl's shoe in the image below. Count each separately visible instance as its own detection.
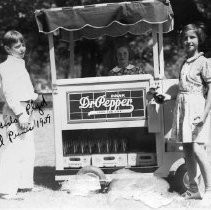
[0,194,24,200]
[18,187,43,193]
[31,187,43,192]
[181,190,203,200]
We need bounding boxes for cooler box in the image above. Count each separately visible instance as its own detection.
[92,154,127,167]
[128,152,156,166]
[63,155,91,168]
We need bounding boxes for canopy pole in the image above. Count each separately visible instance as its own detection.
[69,32,74,78]
[48,33,57,84]
[152,25,160,79]
[158,24,164,78]
[152,25,165,170]
[48,33,63,170]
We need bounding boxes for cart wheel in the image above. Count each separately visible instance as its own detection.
[77,166,106,181]
[174,164,189,194]
[174,164,202,194]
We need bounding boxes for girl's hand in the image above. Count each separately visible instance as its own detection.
[147,87,171,104]
[193,116,204,127]
[18,113,30,129]
[153,93,165,104]
[153,93,171,104]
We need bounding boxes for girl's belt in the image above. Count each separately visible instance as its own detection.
[20,100,33,103]
[179,90,203,95]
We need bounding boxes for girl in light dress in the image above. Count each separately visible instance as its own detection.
[0,30,39,200]
[153,23,211,200]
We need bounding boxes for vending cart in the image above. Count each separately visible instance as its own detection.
[35,0,189,191]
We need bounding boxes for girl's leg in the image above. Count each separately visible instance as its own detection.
[0,142,21,196]
[19,131,35,190]
[0,108,22,196]
[183,143,198,192]
[193,143,211,192]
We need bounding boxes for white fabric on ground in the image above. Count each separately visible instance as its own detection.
[107,169,176,208]
[61,174,101,196]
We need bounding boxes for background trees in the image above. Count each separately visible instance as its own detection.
[0,0,211,92]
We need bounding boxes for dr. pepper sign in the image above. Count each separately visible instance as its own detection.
[67,89,145,122]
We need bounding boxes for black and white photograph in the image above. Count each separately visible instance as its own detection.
[0,0,211,209]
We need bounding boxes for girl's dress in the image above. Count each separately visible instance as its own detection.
[0,55,37,195]
[171,53,211,144]
[109,64,145,76]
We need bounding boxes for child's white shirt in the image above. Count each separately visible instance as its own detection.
[0,55,38,115]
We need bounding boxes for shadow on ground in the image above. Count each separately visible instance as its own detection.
[34,166,61,190]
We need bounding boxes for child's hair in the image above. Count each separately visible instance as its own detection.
[115,43,131,60]
[2,30,25,48]
[180,22,206,51]
[0,30,25,62]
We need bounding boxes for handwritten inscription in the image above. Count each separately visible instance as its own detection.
[0,95,51,147]
[0,116,18,129]
[26,95,48,115]
[0,135,4,147]
[34,114,51,128]
[8,114,51,142]
[8,125,34,142]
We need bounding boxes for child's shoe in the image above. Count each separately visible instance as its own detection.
[181,189,203,200]
[18,187,43,193]
[31,187,43,192]
[0,194,24,200]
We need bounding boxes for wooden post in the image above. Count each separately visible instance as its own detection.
[69,32,74,78]
[48,33,63,170]
[152,25,160,79]
[48,33,57,84]
[152,24,165,169]
[158,24,164,78]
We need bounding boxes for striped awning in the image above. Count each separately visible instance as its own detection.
[35,0,174,40]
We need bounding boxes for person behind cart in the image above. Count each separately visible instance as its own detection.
[108,43,145,76]
[149,23,211,201]
[0,30,40,200]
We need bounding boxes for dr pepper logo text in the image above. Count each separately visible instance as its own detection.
[79,94,134,115]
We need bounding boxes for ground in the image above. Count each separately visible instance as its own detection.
[0,108,211,209]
